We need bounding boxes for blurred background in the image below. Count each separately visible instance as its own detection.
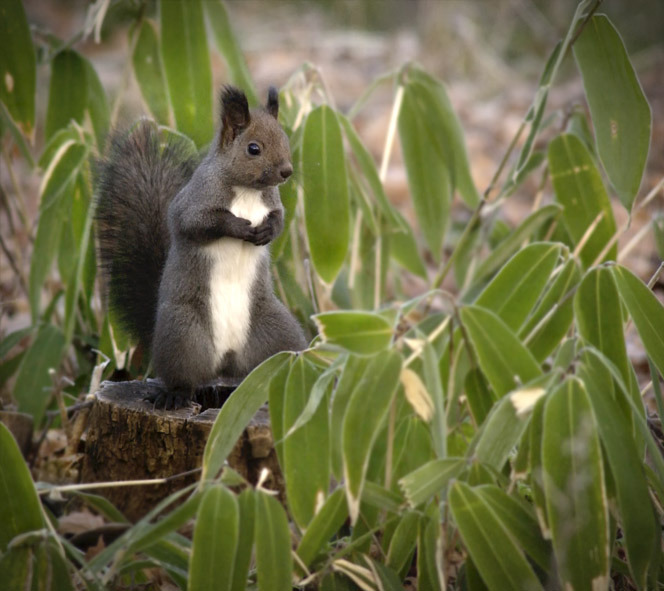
[5,0,664,331]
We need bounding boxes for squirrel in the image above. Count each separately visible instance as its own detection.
[95,85,307,409]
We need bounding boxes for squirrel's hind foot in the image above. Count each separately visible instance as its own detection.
[143,388,199,412]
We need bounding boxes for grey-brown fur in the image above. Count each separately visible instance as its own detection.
[95,86,306,408]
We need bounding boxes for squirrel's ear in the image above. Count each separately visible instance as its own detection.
[220,85,250,148]
[266,87,279,119]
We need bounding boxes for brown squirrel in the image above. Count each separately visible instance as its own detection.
[95,86,307,409]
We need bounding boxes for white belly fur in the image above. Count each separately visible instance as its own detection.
[205,187,269,364]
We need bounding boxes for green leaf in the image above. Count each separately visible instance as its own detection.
[386,511,419,576]
[399,458,464,507]
[302,105,350,283]
[470,392,532,471]
[573,15,651,209]
[205,0,258,106]
[12,324,65,425]
[0,100,34,166]
[29,142,88,320]
[464,369,495,427]
[520,257,581,362]
[0,423,43,552]
[417,507,442,591]
[0,327,33,360]
[339,114,404,230]
[422,339,446,459]
[255,491,292,591]
[282,357,329,529]
[475,243,561,332]
[475,485,551,573]
[579,350,657,589]
[296,488,347,568]
[390,214,428,279]
[542,378,609,591]
[190,486,238,591]
[449,481,544,591]
[314,310,393,355]
[471,204,561,285]
[398,80,452,260]
[132,19,171,124]
[343,350,402,523]
[460,306,541,398]
[330,355,370,479]
[0,0,36,132]
[0,540,74,591]
[83,58,109,147]
[406,68,480,207]
[231,489,256,591]
[63,172,95,346]
[160,0,213,147]
[611,264,664,378]
[574,267,630,384]
[548,133,617,267]
[45,50,87,140]
[203,352,291,480]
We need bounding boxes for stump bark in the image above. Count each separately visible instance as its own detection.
[81,379,283,521]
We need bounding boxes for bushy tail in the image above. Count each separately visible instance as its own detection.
[95,120,198,349]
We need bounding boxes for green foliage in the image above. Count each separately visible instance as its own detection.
[1,1,662,590]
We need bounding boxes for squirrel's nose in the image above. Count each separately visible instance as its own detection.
[280,164,293,180]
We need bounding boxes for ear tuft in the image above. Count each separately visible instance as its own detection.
[266,86,279,119]
[220,85,250,148]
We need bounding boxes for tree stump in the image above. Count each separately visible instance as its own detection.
[81,379,283,521]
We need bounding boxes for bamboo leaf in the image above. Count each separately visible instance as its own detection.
[398,80,451,260]
[475,485,551,573]
[475,243,561,331]
[574,267,630,384]
[542,378,610,591]
[302,105,350,283]
[230,489,256,591]
[472,204,561,284]
[611,264,664,378]
[314,311,392,355]
[189,486,238,591]
[449,481,544,591]
[470,392,532,471]
[296,488,347,568]
[0,0,35,132]
[13,325,65,426]
[0,423,43,552]
[203,352,291,480]
[343,350,402,523]
[160,0,213,146]
[205,0,258,106]
[29,141,88,319]
[282,357,329,529]
[579,350,657,589]
[132,19,171,124]
[398,458,464,507]
[390,216,428,279]
[573,15,651,209]
[45,50,87,140]
[460,306,541,398]
[406,67,481,207]
[330,355,370,479]
[339,113,404,230]
[520,257,581,362]
[386,511,419,576]
[83,57,109,147]
[255,491,292,591]
[548,133,617,267]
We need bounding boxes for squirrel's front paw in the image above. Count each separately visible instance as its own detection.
[250,211,280,246]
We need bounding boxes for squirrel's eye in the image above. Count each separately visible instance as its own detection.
[247,142,261,156]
